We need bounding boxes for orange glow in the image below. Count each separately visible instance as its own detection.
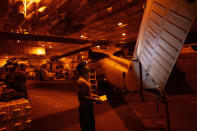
[100,95,107,101]
[38,6,46,12]
[107,7,112,13]
[32,47,46,55]
[120,37,127,40]
[0,60,7,67]
[26,12,35,19]
[27,0,41,3]
[34,0,41,3]
[25,0,42,15]
[80,35,84,38]
[26,1,34,8]
[119,23,127,28]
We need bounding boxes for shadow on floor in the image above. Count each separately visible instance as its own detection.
[165,65,193,95]
[25,100,112,131]
[28,80,77,93]
[108,88,148,131]
[24,107,79,131]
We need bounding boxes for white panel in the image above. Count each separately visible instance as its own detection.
[136,0,197,89]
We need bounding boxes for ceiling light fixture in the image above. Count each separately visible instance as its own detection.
[81,35,87,39]
[41,45,45,47]
[118,22,123,26]
[118,23,128,28]
[38,6,47,12]
[122,33,126,36]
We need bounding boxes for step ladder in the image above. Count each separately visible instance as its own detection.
[88,72,97,94]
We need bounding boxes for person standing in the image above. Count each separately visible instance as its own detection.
[77,79,95,131]
[76,62,95,131]
[12,64,28,99]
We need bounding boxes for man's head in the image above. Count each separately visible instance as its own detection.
[76,62,86,76]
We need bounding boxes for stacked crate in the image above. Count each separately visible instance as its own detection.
[0,98,31,131]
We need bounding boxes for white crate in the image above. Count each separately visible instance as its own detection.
[9,99,31,118]
[21,99,31,115]
[0,98,31,120]
[0,99,31,131]
[9,102,23,119]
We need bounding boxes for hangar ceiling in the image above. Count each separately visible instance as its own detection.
[0,0,196,55]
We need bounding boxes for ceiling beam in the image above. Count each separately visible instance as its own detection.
[0,31,91,44]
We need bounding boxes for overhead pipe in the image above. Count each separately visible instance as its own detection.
[0,31,111,46]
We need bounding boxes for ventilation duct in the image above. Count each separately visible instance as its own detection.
[10,1,25,28]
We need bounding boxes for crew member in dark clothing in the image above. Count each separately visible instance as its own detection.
[76,60,95,131]
[76,49,108,131]
[1,63,28,101]
[77,79,95,131]
[12,64,28,99]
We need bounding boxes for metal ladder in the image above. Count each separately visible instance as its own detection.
[88,71,97,95]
